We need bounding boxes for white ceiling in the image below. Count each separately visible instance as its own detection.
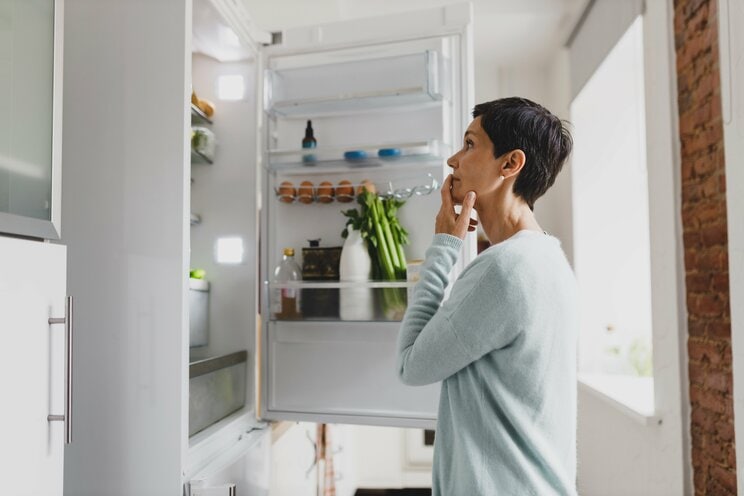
[242,0,586,66]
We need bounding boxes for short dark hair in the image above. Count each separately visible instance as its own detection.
[472,97,573,210]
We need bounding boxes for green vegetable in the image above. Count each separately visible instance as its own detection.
[190,269,206,279]
[342,191,409,318]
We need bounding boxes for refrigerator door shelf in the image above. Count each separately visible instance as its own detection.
[271,173,439,205]
[267,139,450,172]
[266,280,412,323]
[266,320,438,429]
[265,51,447,117]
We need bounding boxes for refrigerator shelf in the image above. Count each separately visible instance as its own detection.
[190,104,213,125]
[267,140,449,172]
[191,148,214,165]
[267,280,412,289]
[272,173,439,204]
[267,87,443,118]
[265,50,446,117]
[266,281,411,322]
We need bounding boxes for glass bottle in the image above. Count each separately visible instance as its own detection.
[272,248,302,319]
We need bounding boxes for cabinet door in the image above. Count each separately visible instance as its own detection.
[0,237,66,496]
[258,4,475,429]
[0,0,63,239]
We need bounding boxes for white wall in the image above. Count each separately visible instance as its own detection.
[62,0,191,494]
[493,55,574,265]
[576,0,690,494]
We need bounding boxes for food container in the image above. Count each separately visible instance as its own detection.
[301,240,342,319]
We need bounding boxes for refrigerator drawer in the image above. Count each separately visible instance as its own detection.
[189,351,248,436]
[265,50,447,116]
[265,321,439,427]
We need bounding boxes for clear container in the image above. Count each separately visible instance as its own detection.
[272,248,302,319]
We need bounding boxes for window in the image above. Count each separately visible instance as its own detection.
[570,17,655,416]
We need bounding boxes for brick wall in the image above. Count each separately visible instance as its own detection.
[673,0,736,494]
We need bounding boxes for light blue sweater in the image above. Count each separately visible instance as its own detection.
[397,231,579,495]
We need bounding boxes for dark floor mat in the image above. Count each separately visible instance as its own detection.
[355,489,432,496]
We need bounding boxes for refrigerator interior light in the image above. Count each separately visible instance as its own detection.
[215,236,244,264]
[217,74,245,101]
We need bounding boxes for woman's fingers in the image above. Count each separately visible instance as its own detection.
[440,175,454,208]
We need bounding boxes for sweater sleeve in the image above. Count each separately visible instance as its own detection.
[396,234,525,386]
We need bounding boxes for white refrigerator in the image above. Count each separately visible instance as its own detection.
[62,1,474,494]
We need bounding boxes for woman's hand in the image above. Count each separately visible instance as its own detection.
[436,175,478,240]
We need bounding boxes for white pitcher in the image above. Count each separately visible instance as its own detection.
[339,228,374,320]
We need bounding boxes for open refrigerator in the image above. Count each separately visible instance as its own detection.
[187,1,474,493]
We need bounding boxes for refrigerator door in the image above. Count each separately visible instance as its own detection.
[259,4,474,429]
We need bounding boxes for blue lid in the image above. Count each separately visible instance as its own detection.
[378,148,402,158]
[344,150,368,160]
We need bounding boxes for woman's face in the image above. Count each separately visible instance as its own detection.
[446,116,506,206]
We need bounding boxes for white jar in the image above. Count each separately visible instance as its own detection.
[339,228,373,320]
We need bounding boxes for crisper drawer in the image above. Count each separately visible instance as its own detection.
[265,50,447,116]
[265,320,439,428]
[190,351,248,436]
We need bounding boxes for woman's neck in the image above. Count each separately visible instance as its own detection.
[477,193,542,245]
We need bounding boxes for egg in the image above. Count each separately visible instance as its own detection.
[317,181,334,203]
[336,180,354,202]
[298,180,315,204]
[278,181,296,203]
[356,179,376,196]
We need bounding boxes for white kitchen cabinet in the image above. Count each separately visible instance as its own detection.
[61,0,473,493]
[0,237,67,496]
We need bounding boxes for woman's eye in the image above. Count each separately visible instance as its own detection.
[465,140,473,149]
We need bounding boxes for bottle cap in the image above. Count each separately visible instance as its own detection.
[283,248,295,256]
[305,120,314,139]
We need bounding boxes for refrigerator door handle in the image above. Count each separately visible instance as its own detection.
[48,295,73,445]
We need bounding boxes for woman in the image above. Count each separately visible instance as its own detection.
[397,97,578,495]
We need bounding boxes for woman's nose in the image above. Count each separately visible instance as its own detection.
[446,154,458,169]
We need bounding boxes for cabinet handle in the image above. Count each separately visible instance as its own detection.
[48,296,73,445]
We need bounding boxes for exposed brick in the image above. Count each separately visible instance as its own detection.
[701,224,728,247]
[694,294,725,316]
[717,421,736,442]
[708,319,732,339]
[696,247,726,271]
[688,339,722,366]
[710,466,737,493]
[675,1,734,493]
[702,370,730,393]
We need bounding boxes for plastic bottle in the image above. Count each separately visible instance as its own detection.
[272,248,302,319]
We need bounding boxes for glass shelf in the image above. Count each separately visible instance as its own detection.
[191,104,213,125]
[266,280,411,322]
[269,280,411,289]
[191,148,213,165]
[267,140,448,174]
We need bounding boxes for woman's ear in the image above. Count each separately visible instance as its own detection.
[502,149,526,178]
